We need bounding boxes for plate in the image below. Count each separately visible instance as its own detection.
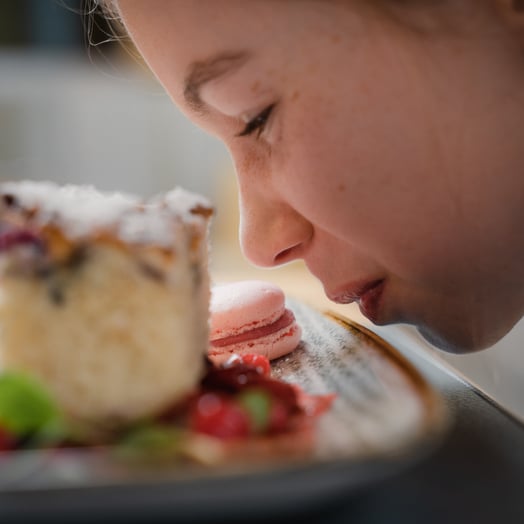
[0,300,449,521]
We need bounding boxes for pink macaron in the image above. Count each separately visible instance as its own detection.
[208,280,302,365]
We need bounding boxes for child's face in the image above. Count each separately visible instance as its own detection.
[118,0,524,352]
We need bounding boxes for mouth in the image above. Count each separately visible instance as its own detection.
[328,279,386,323]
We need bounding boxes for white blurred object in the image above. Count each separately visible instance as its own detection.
[0,51,231,199]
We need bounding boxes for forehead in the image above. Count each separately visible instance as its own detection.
[116,0,378,122]
[118,1,285,56]
[115,2,272,93]
[116,1,364,72]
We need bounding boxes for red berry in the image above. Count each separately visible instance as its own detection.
[237,354,271,377]
[223,354,242,368]
[297,389,337,417]
[267,400,289,433]
[0,229,42,253]
[189,392,251,439]
[0,426,15,451]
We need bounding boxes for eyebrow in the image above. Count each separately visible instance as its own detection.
[183,51,250,113]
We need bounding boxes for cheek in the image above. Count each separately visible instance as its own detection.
[276,96,468,281]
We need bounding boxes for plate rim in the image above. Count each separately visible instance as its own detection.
[322,309,453,448]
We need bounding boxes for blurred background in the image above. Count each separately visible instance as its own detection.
[1,0,522,421]
[0,0,232,198]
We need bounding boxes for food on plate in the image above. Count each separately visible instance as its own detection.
[208,280,302,365]
[0,371,65,450]
[0,353,335,464]
[0,180,213,427]
[0,182,334,464]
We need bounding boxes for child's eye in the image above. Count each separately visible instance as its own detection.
[236,104,275,138]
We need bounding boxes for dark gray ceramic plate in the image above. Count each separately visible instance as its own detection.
[0,300,449,521]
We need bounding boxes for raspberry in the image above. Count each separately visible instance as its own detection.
[189,392,251,439]
[267,400,289,433]
[237,354,271,376]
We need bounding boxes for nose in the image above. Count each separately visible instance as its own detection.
[238,191,313,268]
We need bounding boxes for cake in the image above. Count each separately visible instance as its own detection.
[0,180,213,428]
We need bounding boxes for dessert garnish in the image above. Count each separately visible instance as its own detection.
[0,354,335,464]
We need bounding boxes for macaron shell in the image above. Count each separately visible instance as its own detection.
[208,320,302,366]
[210,280,286,340]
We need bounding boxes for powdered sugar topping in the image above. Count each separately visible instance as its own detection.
[0,180,212,247]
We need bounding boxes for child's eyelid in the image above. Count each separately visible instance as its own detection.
[240,99,275,123]
[236,104,275,138]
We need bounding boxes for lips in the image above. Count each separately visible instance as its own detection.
[328,279,385,322]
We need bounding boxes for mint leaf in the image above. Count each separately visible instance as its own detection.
[238,389,272,433]
[0,372,62,438]
[115,425,184,460]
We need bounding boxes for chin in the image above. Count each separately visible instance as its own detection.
[416,323,511,354]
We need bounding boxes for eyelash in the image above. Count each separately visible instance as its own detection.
[236,104,275,138]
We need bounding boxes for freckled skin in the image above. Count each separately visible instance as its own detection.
[117,0,524,353]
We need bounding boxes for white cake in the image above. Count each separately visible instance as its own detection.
[0,181,213,428]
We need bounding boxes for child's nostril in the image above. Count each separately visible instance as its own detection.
[274,246,295,265]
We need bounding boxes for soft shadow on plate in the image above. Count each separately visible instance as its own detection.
[0,300,450,521]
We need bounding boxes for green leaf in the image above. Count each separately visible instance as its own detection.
[0,372,62,438]
[115,425,184,460]
[238,389,272,433]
